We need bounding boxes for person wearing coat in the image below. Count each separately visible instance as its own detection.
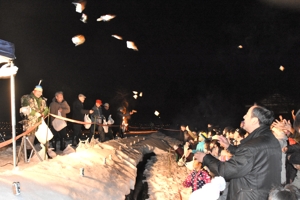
[194,105,281,200]
[89,99,105,142]
[49,91,70,151]
[72,94,93,146]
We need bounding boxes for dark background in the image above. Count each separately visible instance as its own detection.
[1,0,300,130]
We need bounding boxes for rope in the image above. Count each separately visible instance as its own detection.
[0,121,41,149]
[0,113,181,149]
[49,113,121,127]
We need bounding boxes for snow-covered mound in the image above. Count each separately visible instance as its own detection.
[0,132,191,200]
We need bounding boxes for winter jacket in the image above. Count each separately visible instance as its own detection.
[21,93,49,131]
[49,97,70,122]
[182,169,211,192]
[72,99,90,121]
[203,125,281,200]
[90,105,103,123]
[102,106,111,121]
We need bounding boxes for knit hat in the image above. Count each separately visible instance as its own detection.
[96,99,102,105]
[289,152,300,165]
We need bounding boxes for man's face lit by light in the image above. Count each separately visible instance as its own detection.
[33,89,43,98]
[79,96,85,103]
[56,94,63,103]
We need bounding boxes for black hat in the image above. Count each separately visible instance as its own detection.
[289,152,300,165]
[0,39,16,59]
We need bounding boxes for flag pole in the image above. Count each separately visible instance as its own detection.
[10,61,17,168]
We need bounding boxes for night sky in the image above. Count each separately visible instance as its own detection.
[1,0,300,129]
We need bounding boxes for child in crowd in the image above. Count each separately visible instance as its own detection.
[182,159,211,192]
[233,128,247,146]
[210,138,223,158]
[191,132,207,153]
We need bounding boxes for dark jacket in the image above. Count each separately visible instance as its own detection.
[102,106,111,120]
[203,125,281,200]
[90,105,103,123]
[49,97,70,122]
[72,99,90,121]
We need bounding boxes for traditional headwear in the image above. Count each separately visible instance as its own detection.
[34,80,43,91]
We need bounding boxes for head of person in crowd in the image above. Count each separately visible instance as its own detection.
[194,132,207,152]
[78,94,86,103]
[209,138,218,149]
[95,99,102,107]
[207,130,216,139]
[268,184,300,200]
[243,105,274,134]
[223,126,233,138]
[207,123,213,131]
[234,128,247,145]
[222,126,231,136]
[289,151,300,170]
[198,132,207,142]
[204,139,211,153]
[193,158,203,171]
[103,103,109,110]
[210,138,222,158]
[229,128,235,139]
[55,91,64,103]
[33,85,43,98]
[180,124,186,131]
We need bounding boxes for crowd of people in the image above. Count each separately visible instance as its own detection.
[175,105,300,200]
[17,83,300,200]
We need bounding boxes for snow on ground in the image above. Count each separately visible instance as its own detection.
[0,132,191,200]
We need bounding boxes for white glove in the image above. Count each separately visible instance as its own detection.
[20,106,31,116]
[35,112,41,117]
